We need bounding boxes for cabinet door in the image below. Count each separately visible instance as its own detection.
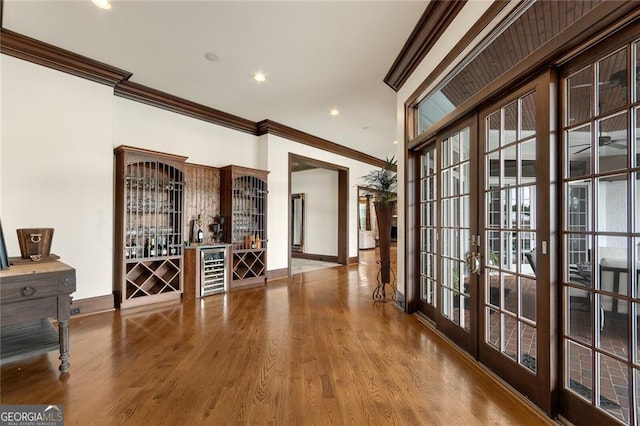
[231,175,267,250]
[123,161,184,260]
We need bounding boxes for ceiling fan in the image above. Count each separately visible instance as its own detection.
[572,135,626,154]
[570,69,638,90]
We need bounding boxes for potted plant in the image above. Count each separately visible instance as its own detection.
[362,157,397,299]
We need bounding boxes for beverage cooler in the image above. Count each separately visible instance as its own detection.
[200,245,231,296]
[184,244,231,299]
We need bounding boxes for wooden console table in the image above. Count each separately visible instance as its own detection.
[0,259,76,372]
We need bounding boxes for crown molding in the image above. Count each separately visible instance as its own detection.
[384,0,467,92]
[0,25,389,167]
[0,28,131,87]
[114,80,258,135]
[257,120,388,169]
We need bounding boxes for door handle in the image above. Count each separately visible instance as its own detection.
[466,252,481,275]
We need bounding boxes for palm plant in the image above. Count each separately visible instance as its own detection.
[362,156,397,206]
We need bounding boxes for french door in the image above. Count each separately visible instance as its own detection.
[417,117,478,355]
[417,73,554,411]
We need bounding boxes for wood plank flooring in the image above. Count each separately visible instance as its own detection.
[1,249,554,425]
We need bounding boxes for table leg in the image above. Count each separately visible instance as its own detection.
[57,295,71,373]
[58,319,70,373]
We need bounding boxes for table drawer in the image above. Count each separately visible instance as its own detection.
[1,277,59,302]
[1,296,58,325]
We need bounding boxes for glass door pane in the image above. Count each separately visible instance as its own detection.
[483,90,539,373]
[440,128,472,332]
[420,146,437,308]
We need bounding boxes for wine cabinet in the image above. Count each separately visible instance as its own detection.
[114,146,187,309]
[220,165,268,288]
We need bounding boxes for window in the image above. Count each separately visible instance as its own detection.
[414,0,602,137]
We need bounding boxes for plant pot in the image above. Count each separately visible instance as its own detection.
[374,202,394,284]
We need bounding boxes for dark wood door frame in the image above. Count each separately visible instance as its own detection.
[288,154,349,277]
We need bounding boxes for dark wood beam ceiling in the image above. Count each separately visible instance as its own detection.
[408,0,640,148]
[440,1,602,107]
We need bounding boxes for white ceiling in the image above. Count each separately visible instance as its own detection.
[2,0,427,160]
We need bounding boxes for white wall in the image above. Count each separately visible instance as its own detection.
[2,55,379,301]
[1,55,114,300]
[1,56,259,300]
[113,97,258,168]
[394,1,496,299]
[292,169,338,256]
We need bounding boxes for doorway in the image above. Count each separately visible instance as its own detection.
[288,154,348,276]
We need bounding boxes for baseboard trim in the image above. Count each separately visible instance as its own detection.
[348,256,359,264]
[267,268,289,281]
[70,294,115,316]
[291,252,338,263]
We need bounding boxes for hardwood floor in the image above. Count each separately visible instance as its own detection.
[1,249,553,425]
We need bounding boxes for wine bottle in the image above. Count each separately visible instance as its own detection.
[196,214,204,243]
[149,238,157,257]
[169,236,177,255]
[130,239,137,258]
[160,236,167,256]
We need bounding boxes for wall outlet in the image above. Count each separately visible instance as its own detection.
[70,307,81,315]
[395,292,405,310]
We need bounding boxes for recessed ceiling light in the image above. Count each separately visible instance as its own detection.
[254,72,266,82]
[330,108,340,116]
[393,140,398,144]
[91,0,112,10]
[204,52,220,62]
